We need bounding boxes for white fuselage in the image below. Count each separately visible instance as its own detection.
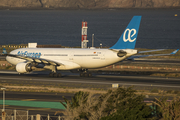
[6,48,137,70]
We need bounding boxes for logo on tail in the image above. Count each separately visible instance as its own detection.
[123,28,137,42]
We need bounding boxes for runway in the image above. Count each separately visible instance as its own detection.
[0,70,180,90]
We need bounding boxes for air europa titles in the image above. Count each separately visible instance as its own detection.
[17,51,41,58]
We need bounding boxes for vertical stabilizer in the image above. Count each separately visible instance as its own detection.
[2,48,7,54]
[110,16,141,49]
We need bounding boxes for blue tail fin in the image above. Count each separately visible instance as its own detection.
[110,16,141,49]
[2,48,7,54]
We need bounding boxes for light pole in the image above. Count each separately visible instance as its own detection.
[1,88,6,112]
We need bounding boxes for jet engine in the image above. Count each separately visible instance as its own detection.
[117,50,127,57]
[16,62,32,73]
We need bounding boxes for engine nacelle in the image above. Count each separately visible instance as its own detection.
[117,50,127,57]
[16,62,32,73]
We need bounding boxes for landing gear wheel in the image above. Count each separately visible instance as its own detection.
[49,72,62,77]
[80,72,92,77]
[84,73,88,77]
[53,73,58,77]
[88,73,92,77]
[80,73,84,77]
[58,73,62,77]
[49,72,53,77]
[79,69,92,77]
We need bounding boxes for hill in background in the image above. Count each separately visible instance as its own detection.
[0,0,180,9]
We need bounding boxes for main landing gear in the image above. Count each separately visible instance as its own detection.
[49,72,62,77]
[79,69,92,77]
[49,65,62,77]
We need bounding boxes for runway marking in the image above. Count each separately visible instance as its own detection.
[0,76,180,88]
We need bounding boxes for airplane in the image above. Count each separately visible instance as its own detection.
[3,16,178,77]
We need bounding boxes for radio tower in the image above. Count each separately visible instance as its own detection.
[81,21,89,48]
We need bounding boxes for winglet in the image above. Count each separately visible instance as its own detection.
[170,49,179,54]
[2,48,7,55]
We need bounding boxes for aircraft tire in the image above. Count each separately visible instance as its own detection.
[58,73,62,77]
[80,73,84,77]
[49,73,53,77]
[53,73,58,78]
[84,73,88,77]
[88,73,92,77]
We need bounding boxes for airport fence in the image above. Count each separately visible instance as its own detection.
[1,109,28,120]
[0,109,65,120]
[28,114,64,120]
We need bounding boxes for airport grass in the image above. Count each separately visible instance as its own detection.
[0,83,107,94]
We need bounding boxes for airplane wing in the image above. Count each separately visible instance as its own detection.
[2,47,62,66]
[127,49,179,60]
[6,53,81,71]
[7,54,62,66]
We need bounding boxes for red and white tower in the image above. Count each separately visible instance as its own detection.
[81,21,89,48]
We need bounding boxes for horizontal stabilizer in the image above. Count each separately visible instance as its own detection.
[138,49,165,54]
[127,49,179,60]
